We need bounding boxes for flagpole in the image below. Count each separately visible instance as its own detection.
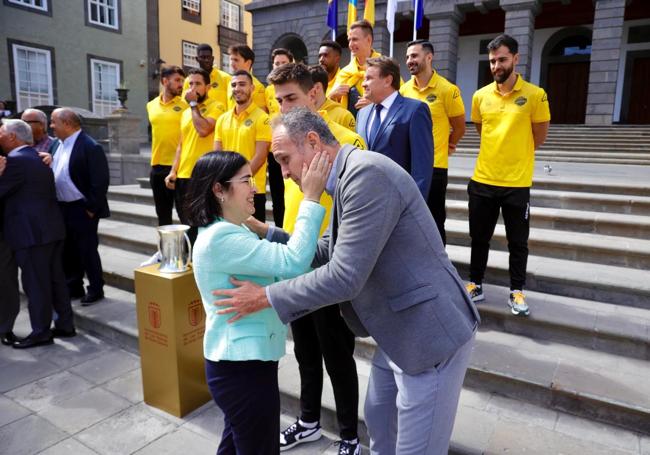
[413,18,417,41]
[390,31,394,57]
[332,29,336,40]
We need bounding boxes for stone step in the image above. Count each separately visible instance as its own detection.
[454,153,650,166]
[98,244,148,293]
[445,200,650,239]
[108,185,155,205]
[447,183,650,215]
[445,218,650,269]
[456,145,650,157]
[99,220,158,256]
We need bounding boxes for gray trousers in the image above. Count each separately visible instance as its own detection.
[0,234,20,333]
[365,332,475,455]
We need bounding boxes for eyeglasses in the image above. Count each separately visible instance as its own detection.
[225,176,255,187]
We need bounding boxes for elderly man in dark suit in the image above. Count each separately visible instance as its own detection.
[50,108,110,305]
[355,56,433,199]
[0,155,20,346]
[214,108,479,455]
[0,119,75,348]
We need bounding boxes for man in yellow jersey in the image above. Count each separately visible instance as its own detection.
[318,40,342,96]
[400,39,466,245]
[266,62,363,455]
[467,34,550,316]
[330,19,381,114]
[227,45,267,111]
[214,71,271,222]
[182,43,230,108]
[265,48,294,227]
[309,65,356,131]
[165,68,225,243]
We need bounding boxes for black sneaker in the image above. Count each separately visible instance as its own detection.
[279,419,322,451]
[338,439,361,455]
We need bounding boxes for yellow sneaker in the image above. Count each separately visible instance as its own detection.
[508,290,530,316]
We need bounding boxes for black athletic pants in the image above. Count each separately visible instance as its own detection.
[468,179,530,290]
[267,154,284,228]
[149,165,175,226]
[253,193,266,223]
[427,167,449,245]
[174,178,198,245]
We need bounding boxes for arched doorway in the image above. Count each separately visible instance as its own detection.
[270,34,309,69]
[540,27,592,124]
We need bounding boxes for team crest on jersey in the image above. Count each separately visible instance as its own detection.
[514,96,527,106]
[173,106,182,112]
[264,118,270,125]
[212,82,219,88]
[541,93,548,102]
[426,94,437,103]
[244,119,253,127]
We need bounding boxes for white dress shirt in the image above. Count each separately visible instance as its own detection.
[366,90,399,140]
[52,129,85,202]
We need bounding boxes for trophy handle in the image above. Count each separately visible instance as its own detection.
[183,232,192,269]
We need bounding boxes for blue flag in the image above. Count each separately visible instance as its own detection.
[413,0,423,30]
[327,0,338,32]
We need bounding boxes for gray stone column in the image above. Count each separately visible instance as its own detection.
[426,4,463,83]
[373,20,392,58]
[106,111,142,155]
[501,0,540,82]
[585,0,626,125]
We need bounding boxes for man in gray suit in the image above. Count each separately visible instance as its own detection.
[214,108,479,454]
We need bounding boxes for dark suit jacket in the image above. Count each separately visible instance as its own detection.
[356,93,433,198]
[53,131,110,218]
[0,146,65,250]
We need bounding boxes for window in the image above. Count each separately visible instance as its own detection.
[183,41,199,69]
[87,0,119,30]
[220,51,230,71]
[90,58,121,116]
[12,43,54,111]
[182,0,200,14]
[7,0,48,11]
[221,0,240,31]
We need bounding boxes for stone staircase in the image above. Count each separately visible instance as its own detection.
[457,125,650,165]
[71,161,650,454]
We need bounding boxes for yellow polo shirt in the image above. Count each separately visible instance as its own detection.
[471,74,550,187]
[320,98,356,131]
[282,111,366,234]
[146,94,188,166]
[332,50,381,108]
[400,71,465,169]
[266,85,280,119]
[326,68,340,96]
[227,74,267,111]
[215,102,272,194]
[178,99,225,179]
[182,67,231,109]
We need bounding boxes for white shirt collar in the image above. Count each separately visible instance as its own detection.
[61,129,82,148]
[7,144,29,156]
[378,90,399,112]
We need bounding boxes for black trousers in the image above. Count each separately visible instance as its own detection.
[291,304,359,440]
[427,167,449,245]
[15,241,74,338]
[0,234,20,334]
[59,200,104,296]
[267,154,284,228]
[205,359,280,455]
[253,194,266,223]
[467,180,530,290]
[150,165,175,226]
[174,178,198,245]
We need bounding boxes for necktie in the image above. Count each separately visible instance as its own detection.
[368,104,383,148]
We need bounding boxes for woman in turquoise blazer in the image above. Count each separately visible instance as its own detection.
[186,151,330,455]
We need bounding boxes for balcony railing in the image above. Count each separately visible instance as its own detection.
[218,25,248,48]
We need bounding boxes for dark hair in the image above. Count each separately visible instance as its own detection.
[267,62,314,94]
[319,40,342,55]
[407,39,434,55]
[197,43,213,54]
[160,65,186,80]
[187,67,211,85]
[229,45,255,64]
[185,151,248,226]
[272,48,294,62]
[366,57,401,91]
[350,19,373,39]
[308,65,329,92]
[232,70,253,83]
[487,34,519,55]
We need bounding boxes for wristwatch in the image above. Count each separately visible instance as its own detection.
[189,101,198,108]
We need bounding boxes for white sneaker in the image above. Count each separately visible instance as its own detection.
[140,251,162,267]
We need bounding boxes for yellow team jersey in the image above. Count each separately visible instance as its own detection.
[331,50,381,108]
[320,98,356,131]
[215,102,272,194]
[471,74,550,187]
[182,67,231,109]
[146,94,188,166]
[282,111,366,235]
[266,85,281,119]
[326,68,340,97]
[227,74,267,111]
[400,71,465,169]
[177,99,225,179]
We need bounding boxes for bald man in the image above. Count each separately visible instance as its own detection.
[50,108,110,305]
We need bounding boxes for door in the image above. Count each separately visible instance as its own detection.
[546,62,589,124]
[627,57,650,124]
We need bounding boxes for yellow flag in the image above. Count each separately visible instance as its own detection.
[364,0,375,26]
[347,0,357,29]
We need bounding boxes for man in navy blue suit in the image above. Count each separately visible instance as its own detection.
[355,56,433,199]
[0,119,75,348]
[50,108,110,305]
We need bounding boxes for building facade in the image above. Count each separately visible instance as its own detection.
[247,0,650,124]
[0,0,150,131]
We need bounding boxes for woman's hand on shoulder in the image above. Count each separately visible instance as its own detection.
[243,216,269,238]
[301,151,332,202]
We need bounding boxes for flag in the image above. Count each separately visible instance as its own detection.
[386,0,397,34]
[347,0,357,29]
[363,0,374,26]
[413,0,424,31]
[327,0,338,32]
